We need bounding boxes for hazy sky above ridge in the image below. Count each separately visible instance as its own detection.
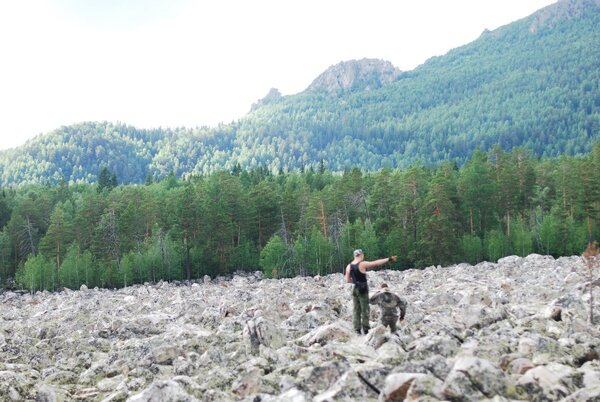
[0,0,556,150]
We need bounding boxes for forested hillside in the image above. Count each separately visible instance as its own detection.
[2,145,599,290]
[0,0,598,186]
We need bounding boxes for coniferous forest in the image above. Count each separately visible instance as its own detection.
[2,144,599,291]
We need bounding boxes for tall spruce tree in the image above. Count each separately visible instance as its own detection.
[458,149,496,236]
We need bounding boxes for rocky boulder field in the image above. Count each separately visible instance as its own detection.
[1,253,600,401]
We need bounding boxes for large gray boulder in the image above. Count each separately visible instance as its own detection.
[127,380,199,401]
[516,362,584,400]
[442,357,514,401]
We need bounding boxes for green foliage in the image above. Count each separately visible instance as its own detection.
[485,230,510,262]
[461,234,484,265]
[356,220,380,261]
[306,227,333,276]
[511,216,534,257]
[229,240,259,273]
[415,166,460,266]
[17,254,56,292]
[39,204,73,271]
[458,149,497,236]
[0,230,11,285]
[59,244,95,289]
[118,252,139,288]
[97,167,115,193]
[559,218,589,257]
[260,235,287,278]
[142,226,183,282]
[538,213,560,255]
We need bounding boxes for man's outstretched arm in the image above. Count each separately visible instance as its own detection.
[361,255,397,270]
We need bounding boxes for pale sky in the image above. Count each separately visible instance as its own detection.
[0,0,556,151]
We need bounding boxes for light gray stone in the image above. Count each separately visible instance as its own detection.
[379,373,429,402]
[442,357,510,401]
[126,380,199,401]
[516,363,583,401]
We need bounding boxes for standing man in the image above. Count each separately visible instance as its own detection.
[369,283,407,333]
[345,249,397,335]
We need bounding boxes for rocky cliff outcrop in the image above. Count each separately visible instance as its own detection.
[1,253,599,401]
[306,58,400,94]
[529,0,600,32]
[250,88,283,112]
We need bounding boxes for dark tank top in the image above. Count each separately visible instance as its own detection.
[350,263,367,283]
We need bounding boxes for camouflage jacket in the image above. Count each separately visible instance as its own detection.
[369,289,407,320]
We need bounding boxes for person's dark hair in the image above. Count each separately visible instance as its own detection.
[381,283,388,288]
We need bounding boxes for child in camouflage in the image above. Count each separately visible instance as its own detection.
[369,283,407,333]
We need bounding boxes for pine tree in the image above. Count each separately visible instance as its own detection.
[249,180,279,249]
[397,164,429,265]
[260,235,287,278]
[581,144,600,243]
[306,226,333,275]
[415,169,459,266]
[39,204,73,283]
[97,167,112,193]
[490,145,518,238]
[458,149,496,236]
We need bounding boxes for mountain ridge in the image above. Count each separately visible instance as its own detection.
[529,0,600,32]
[0,0,598,185]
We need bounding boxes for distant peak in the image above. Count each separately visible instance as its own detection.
[306,58,400,94]
[529,0,600,32]
[250,88,282,112]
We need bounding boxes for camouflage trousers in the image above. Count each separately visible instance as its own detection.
[381,315,399,333]
[352,286,370,333]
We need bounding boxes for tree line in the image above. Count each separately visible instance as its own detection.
[0,144,598,292]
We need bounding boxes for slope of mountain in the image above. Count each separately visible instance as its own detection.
[0,0,598,185]
[236,0,600,169]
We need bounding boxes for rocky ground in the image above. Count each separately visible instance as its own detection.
[1,254,600,401]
